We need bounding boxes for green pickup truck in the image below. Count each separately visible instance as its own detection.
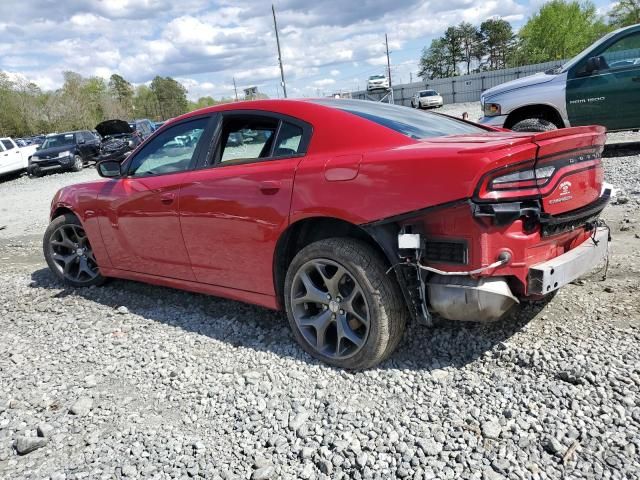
[479,24,640,132]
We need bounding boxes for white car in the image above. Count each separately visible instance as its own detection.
[411,90,444,109]
[367,75,390,92]
[0,137,38,177]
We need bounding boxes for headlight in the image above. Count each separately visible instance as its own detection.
[29,156,39,163]
[58,150,72,158]
[483,103,501,117]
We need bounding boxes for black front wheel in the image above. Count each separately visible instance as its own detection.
[284,238,407,369]
[43,213,106,287]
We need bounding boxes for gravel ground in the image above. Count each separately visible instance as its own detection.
[1,127,639,480]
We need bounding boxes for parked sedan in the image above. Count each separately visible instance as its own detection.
[44,99,610,369]
[28,131,100,176]
[411,89,444,109]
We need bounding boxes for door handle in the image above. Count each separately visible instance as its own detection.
[160,193,175,204]
[259,180,281,194]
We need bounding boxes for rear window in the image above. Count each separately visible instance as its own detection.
[312,99,485,139]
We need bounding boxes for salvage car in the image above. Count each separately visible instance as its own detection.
[96,119,142,163]
[28,131,100,176]
[44,99,610,369]
[411,90,444,109]
[367,74,390,92]
[0,137,38,177]
[479,23,640,132]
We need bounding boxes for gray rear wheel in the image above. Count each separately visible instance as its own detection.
[284,238,407,369]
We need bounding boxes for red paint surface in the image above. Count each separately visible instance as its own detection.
[49,100,607,308]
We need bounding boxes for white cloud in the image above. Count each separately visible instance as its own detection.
[0,0,537,98]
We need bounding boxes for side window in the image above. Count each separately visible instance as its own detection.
[273,122,303,156]
[128,117,209,176]
[1,139,14,150]
[217,116,279,163]
[600,33,640,70]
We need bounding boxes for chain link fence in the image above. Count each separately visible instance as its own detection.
[350,60,565,106]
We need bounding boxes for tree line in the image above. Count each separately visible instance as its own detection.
[418,0,638,80]
[0,71,239,138]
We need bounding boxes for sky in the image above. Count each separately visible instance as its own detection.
[0,0,615,100]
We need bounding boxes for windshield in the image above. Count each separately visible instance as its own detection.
[559,29,621,73]
[420,90,437,97]
[369,75,385,80]
[41,133,75,149]
[311,99,485,139]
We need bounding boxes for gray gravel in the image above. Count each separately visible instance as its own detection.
[1,133,639,479]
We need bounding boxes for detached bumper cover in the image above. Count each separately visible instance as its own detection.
[528,227,609,295]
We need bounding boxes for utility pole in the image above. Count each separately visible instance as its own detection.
[272,4,288,98]
[410,72,413,84]
[385,33,392,89]
[233,77,238,101]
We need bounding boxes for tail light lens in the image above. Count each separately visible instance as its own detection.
[475,147,602,201]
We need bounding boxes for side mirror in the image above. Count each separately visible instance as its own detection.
[78,138,86,144]
[585,55,605,73]
[97,160,122,178]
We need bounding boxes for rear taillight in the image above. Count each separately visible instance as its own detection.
[475,147,602,202]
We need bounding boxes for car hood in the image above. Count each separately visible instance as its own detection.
[482,72,557,99]
[33,145,75,157]
[95,119,133,137]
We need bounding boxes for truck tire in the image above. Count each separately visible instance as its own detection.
[511,118,558,132]
[284,237,407,369]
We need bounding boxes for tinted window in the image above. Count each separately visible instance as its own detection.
[274,122,303,156]
[217,116,279,163]
[420,90,437,97]
[1,139,14,150]
[601,32,640,69]
[128,118,208,176]
[80,131,91,142]
[312,99,485,139]
[41,134,75,149]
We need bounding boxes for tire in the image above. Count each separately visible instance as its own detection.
[511,118,559,132]
[43,213,106,288]
[284,237,407,369]
[71,155,83,172]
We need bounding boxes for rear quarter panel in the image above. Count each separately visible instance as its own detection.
[291,136,538,224]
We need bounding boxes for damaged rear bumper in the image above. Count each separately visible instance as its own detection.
[528,227,609,295]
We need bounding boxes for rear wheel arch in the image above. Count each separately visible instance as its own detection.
[273,216,394,309]
[504,104,565,130]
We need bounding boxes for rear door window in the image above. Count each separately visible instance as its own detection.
[216,116,279,164]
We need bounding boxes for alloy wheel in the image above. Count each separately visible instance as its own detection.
[290,259,370,359]
[48,224,99,283]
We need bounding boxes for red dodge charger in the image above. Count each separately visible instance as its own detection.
[44,99,610,369]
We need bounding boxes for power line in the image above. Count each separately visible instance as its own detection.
[272,4,288,98]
